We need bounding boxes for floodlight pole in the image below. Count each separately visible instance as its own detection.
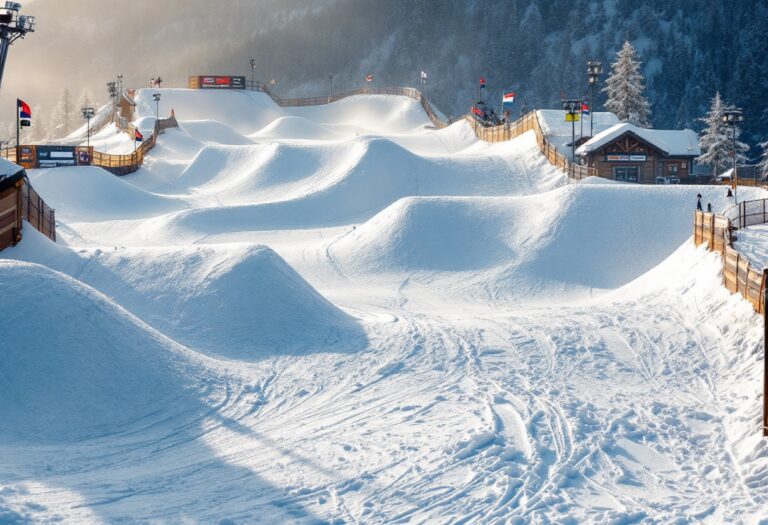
[563,99,581,162]
[153,92,162,118]
[587,61,602,138]
[0,3,36,92]
[81,107,94,147]
[249,58,256,90]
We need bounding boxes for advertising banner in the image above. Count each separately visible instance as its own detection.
[197,76,246,89]
[36,145,77,168]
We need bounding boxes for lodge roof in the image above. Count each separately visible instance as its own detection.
[576,123,700,157]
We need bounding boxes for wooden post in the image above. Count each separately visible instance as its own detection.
[764,268,768,437]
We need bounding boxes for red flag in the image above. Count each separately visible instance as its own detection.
[135,129,144,142]
[479,77,486,89]
[365,74,373,82]
[17,99,31,119]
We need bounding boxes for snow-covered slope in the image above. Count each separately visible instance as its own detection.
[2,89,766,523]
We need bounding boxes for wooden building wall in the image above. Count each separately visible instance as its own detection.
[584,133,695,184]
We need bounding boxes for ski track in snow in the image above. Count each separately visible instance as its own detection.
[1,89,767,523]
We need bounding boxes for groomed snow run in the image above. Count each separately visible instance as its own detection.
[2,88,767,523]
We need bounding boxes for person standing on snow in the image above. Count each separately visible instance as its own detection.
[696,193,703,211]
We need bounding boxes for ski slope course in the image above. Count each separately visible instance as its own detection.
[2,88,767,523]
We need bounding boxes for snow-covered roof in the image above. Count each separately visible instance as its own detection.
[0,157,23,178]
[537,109,620,137]
[576,123,701,157]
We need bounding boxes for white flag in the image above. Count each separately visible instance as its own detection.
[420,70,427,81]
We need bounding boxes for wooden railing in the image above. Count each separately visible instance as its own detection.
[694,199,768,313]
[0,115,180,176]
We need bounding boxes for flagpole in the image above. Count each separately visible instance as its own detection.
[15,100,19,149]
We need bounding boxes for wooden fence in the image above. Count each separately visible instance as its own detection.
[0,171,56,252]
[0,114,179,176]
[693,200,768,313]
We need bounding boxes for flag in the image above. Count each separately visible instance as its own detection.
[420,70,427,81]
[17,99,31,127]
[17,100,31,119]
[365,74,373,82]
[502,91,515,105]
[135,129,144,142]
[17,99,31,119]
[581,102,590,115]
[479,77,486,89]
[472,105,485,117]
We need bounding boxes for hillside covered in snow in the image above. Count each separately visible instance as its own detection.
[1,89,767,522]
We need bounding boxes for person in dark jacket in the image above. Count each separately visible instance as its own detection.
[696,193,703,211]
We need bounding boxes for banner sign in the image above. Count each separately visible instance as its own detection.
[565,113,580,122]
[606,154,647,162]
[36,146,77,168]
[17,145,36,170]
[197,76,246,89]
[35,146,93,168]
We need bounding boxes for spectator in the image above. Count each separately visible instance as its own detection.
[696,193,702,211]
[707,203,712,212]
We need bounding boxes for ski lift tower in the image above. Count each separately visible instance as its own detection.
[0,2,35,91]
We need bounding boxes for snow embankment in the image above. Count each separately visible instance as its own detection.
[0,260,212,442]
[331,184,768,297]
[134,88,284,134]
[29,166,185,221]
[8,228,362,359]
[287,94,432,134]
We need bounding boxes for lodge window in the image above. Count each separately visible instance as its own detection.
[613,166,639,182]
[668,163,679,174]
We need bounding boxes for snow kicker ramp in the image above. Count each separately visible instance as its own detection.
[78,132,562,241]
[330,183,768,298]
[0,260,214,442]
[8,227,363,359]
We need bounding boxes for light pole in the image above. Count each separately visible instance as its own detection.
[107,80,117,122]
[81,106,95,147]
[153,92,162,118]
[723,109,744,204]
[587,61,602,138]
[562,99,581,162]
[249,57,256,90]
[0,3,35,91]
[328,73,334,104]
[117,73,123,96]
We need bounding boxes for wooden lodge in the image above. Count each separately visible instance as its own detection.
[576,123,700,184]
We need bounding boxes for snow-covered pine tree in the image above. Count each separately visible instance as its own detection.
[28,104,46,142]
[697,91,730,176]
[758,140,768,180]
[602,41,651,127]
[77,90,92,112]
[49,87,74,139]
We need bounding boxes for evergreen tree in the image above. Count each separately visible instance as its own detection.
[49,87,74,139]
[697,92,749,175]
[757,140,768,179]
[602,41,652,127]
[28,104,46,142]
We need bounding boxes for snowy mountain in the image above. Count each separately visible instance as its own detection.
[2,0,767,147]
